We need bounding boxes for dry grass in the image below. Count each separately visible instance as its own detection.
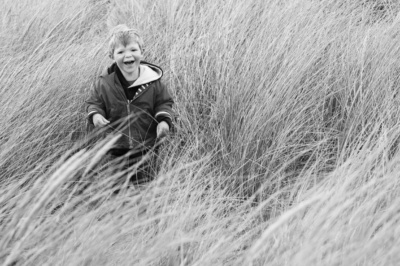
[2,0,400,265]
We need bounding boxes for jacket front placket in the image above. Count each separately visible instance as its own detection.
[114,75,151,149]
[113,75,135,149]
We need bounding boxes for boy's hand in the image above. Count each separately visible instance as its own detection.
[93,114,110,128]
[157,121,170,139]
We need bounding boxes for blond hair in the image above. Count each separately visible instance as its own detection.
[108,24,144,59]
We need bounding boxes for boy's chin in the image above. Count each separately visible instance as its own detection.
[120,66,140,79]
[121,64,139,72]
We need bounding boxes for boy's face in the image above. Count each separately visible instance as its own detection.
[113,40,143,80]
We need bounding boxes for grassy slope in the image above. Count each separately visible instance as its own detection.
[2,0,400,265]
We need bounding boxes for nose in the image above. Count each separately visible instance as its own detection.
[124,51,134,57]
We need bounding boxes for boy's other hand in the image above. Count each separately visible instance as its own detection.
[93,114,110,128]
[157,121,170,139]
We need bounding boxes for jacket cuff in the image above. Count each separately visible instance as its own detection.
[157,116,173,130]
[87,111,99,124]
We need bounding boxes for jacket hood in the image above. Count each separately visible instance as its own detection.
[101,61,163,86]
[130,63,162,87]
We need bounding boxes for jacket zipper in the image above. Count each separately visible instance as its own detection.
[125,85,148,149]
[127,100,133,149]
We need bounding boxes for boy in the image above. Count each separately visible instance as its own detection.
[86,24,174,186]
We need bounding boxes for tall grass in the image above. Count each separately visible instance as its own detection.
[2,0,400,265]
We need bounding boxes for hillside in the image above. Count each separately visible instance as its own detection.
[1,0,400,265]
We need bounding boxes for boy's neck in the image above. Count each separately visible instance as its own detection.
[115,65,136,88]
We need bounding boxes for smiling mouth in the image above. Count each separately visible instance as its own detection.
[124,60,135,65]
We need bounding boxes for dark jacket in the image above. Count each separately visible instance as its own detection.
[86,62,174,152]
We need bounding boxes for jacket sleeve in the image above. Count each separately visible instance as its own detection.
[85,79,107,124]
[154,80,174,128]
